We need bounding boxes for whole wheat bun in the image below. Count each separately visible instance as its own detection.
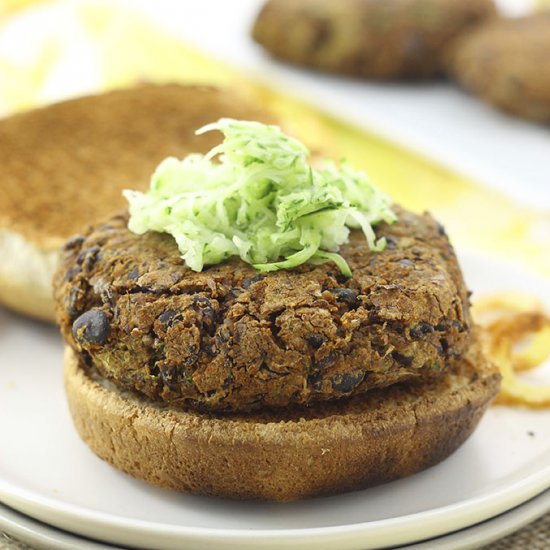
[64,337,500,501]
[0,85,270,321]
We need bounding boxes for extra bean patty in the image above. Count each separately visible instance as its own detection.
[252,0,496,79]
[448,12,550,122]
[54,207,472,413]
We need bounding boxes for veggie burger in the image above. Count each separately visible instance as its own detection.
[54,120,501,500]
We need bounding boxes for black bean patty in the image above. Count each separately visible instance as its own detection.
[252,0,496,79]
[54,207,472,413]
[447,12,550,122]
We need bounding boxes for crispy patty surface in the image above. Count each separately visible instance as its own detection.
[252,0,496,79]
[448,12,550,122]
[54,207,472,413]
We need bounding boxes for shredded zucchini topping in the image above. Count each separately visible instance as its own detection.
[124,119,396,276]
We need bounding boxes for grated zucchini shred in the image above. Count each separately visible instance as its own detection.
[124,119,397,275]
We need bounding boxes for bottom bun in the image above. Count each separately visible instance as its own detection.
[64,341,500,501]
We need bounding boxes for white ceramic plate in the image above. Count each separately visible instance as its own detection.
[1,251,550,550]
[1,489,549,550]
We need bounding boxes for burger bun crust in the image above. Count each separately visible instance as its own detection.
[64,340,500,501]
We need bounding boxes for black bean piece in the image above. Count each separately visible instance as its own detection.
[451,320,465,332]
[391,351,414,367]
[317,353,338,370]
[368,311,381,323]
[432,343,445,357]
[330,372,365,393]
[203,344,216,357]
[334,271,349,284]
[410,321,434,338]
[307,334,324,349]
[437,223,447,237]
[158,310,177,325]
[332,288,358,306]
[398,259,414,267]
[63,235,85,252]
[131,284,157,295]
[193,296,212,306]
[72,309,110,346]
[385,236,398,249]
[193,297,217,335]
[226,287,243,299]
[200,308,217,335]
[75,246,92,264]
[63,265,82,282]
[77,246,101,272]
[242,274,265,289]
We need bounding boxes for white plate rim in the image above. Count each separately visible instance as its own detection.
[1,488,549,550]
[402,487,550,550]
[0,502,119,550]
[0,461,549,549]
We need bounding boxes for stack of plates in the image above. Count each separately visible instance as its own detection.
[0,490,549,550]
[1,252,549,549]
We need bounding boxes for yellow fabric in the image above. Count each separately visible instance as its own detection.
[0,0,48,16]
[1,1,549,279]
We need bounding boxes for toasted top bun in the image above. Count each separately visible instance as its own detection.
[64,336,500,501]
[0,84,270,320]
